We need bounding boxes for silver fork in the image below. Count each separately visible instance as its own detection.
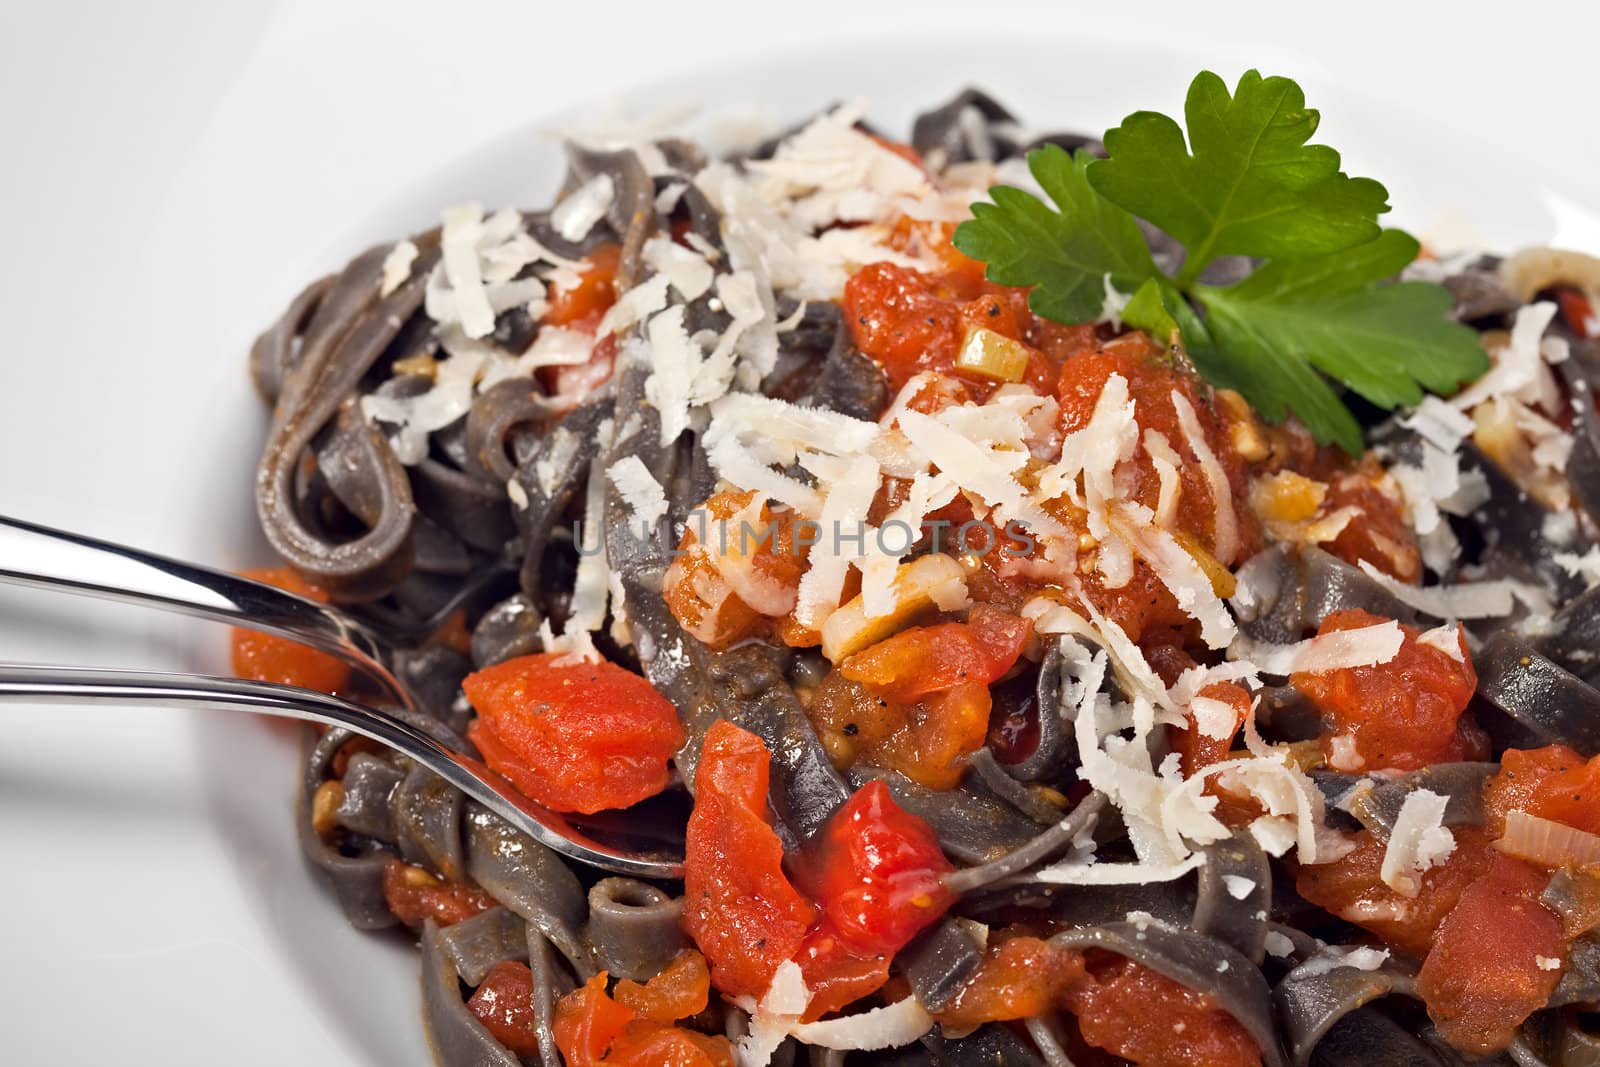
[0,515,685,877]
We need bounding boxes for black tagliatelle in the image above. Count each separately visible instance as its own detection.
[246,87,1600,1066]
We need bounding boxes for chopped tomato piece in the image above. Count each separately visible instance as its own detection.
[1063,952,1262,1067]
[1292,609,1478,773]
[545,244,621,327]
[230,567,351,694]
[808,672,993,790]
[798,778,954,949]
[1321,461,1422,582]
[934,935,1086,1030]
[680,721,818,998]
[381,859,494,928]
[1174,681,1251,777]
[843,261,1055,395]
[1296,828,1496,958]
[1055,333,1261,568]
[1483,744,1600,838]
[604,1027,735,1067]
[663,490,808,650]
[613,950,711,1024]
[791,930,894,1020]
[839,606,1031,702]
[466,961,545,1056]
[1416,852,1564,1054]
[553,973,637,1067]
[787,780,955,1017]
[463,653,684,814]
[1557,286,1596,340]
[552,971,735,1067]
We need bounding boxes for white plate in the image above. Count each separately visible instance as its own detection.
[3,14,1598,1066]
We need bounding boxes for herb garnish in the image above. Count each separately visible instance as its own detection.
[953,69,1487,454]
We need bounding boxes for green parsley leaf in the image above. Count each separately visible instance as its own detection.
[1196,230,1488,453]
[1088,70,1390,288]
[953,144,1155,322]
[1120,278,1179,343]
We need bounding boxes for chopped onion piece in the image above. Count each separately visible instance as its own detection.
[1495,810,1600,868]
[954,325,1030,383]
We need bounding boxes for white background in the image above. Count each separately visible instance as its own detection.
[1,1,1596,1062]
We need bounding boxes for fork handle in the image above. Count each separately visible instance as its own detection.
[0,514,411,707]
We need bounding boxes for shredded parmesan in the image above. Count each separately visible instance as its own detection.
[1380,789,1456,897]
[379,239,418,297]
[1228,621,1405,677]
[606,455,669,541]
[551,173,616,242]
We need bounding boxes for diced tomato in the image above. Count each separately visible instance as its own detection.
[1416,851,1564,1054]
[604,1027,735,1067]
[545,244,621,327]
[787,780,955,1017]
[682,727,955,1016]
[1056,333,1261,565]
[1291,609,1478,773]
[466,961,545,1056]
[381,859,494,928]
[1296,828,1496,958]
[552,971,735,1067]
[663,490,807,650]
[1557,286,1597,340]
[842,261,1056,395]
[462,653,684,814]
[1174,681,1251,777]
[934,935,1086,1030]
[808,671,993,790]
[1321,462,1422,582]
[807,608,1029,789]
[791,930,894,1020]
[1483,744,1600,838]
[613,950,711,1024]
[680,721,818,998]
[553,973,637,1067]
[797,779,954,955]
[839,605,1031,701]
[1063,952,1262,1067]
[230,567,351,694]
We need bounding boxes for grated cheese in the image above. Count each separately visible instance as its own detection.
[1170,391,1238,564]
[550,173,616,242]
[1222,875,1256,900]
[606,455,669,541]
[438,203,496,339]
[1228,621,1404,677]
[1380,788,1456,897]
[379,239,419,297]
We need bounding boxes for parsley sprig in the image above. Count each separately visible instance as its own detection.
[952,69,1487,454]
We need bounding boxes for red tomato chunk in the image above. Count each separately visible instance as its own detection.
[1483,744,1600,838]
[463,653,685,814]
[1292,609,1478,772]
[230,567,351,694]
[681,722,955,1017]
[381,859,494,929]
[1416,852,1564,1054]
[680,720,818,998]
